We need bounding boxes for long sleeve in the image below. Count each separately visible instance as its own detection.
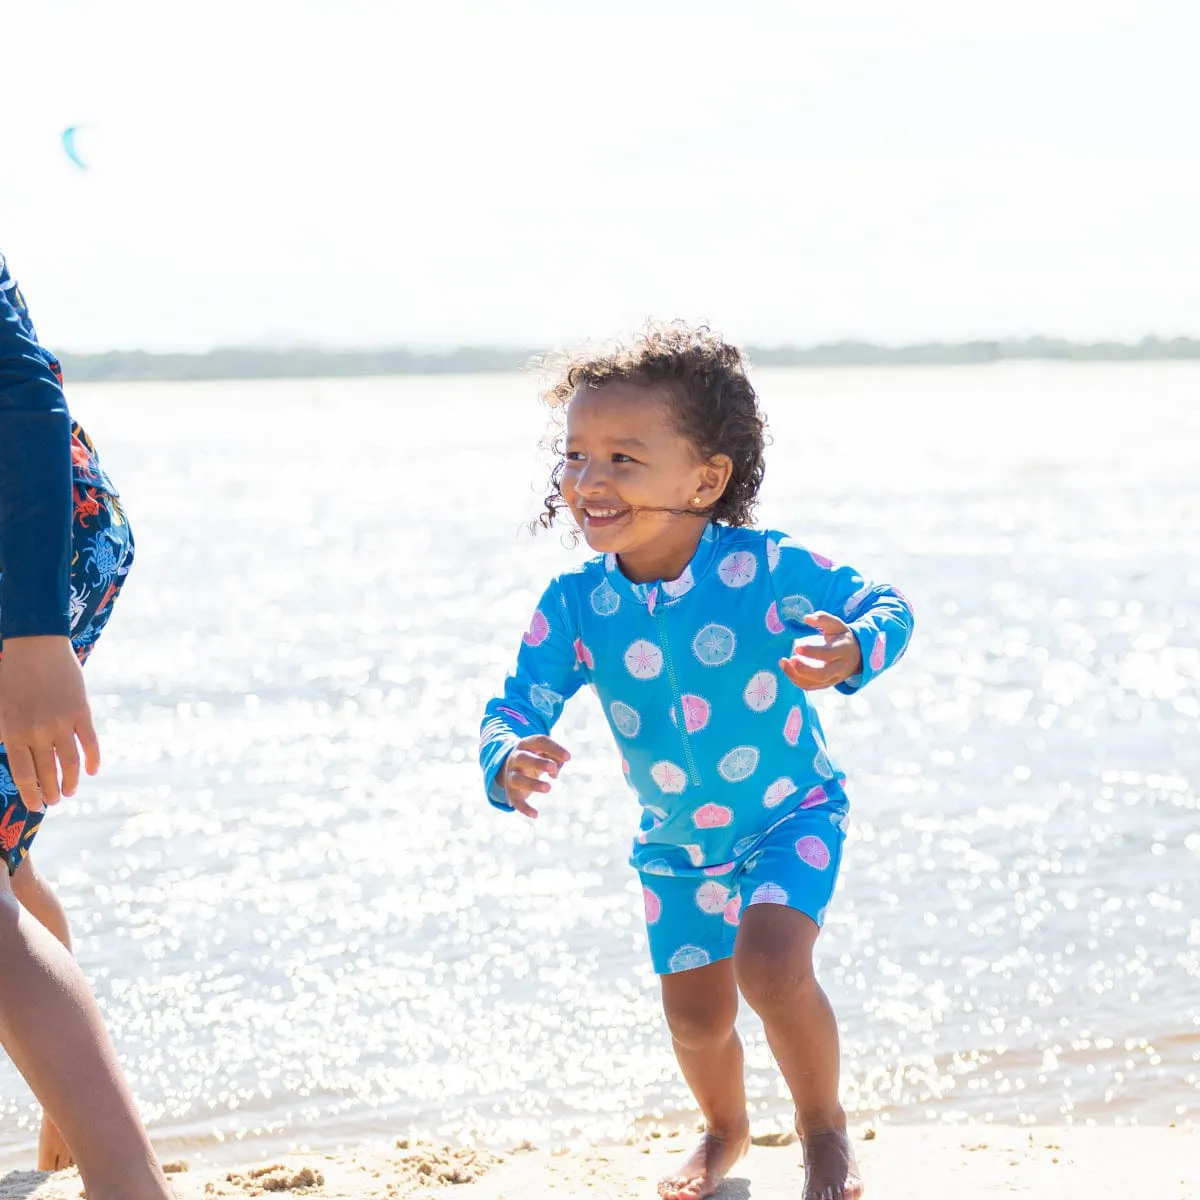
[0,252,72,639]
[479,579,587,810]
[770,535,914,694]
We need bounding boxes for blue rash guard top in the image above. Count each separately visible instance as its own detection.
[0,250,116,641]
[480,522,915,873]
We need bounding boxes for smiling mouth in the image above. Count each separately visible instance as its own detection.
[581,505,630,526]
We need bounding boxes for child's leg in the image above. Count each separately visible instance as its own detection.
[11,856,77,1170]
[0,867,173,1199]
[734,906,861,1200]
[657,959,751,1200]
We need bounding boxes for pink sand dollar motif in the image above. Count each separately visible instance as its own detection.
[662,565,695,599]
[496,705,530,727]
[704,861,734,876]
[843,583,872,619]
[529,683,563,717]
[765,601,785,635]
[795,835,831,870]
[621,756,630,775]
[624,639,664,680]
[609,700,641,738]
[744,671,778,712]
[800,784,827,808]
[830,810,850,834]
[644,887,662,925]
[810,550,834,570]
[724,895,742,926]
[783,706,804,745]
[650,760,688,794]
[718,550,757,588]
[749,882,789,906]
[523,609,550,647]
[763,777,798,809]
[590,579,621,617]
[692,802,734,829]
[812,747,835,780]
[573,638,594,670]
[682,844,706,867]
[717,745,759,783]
[668,945,711,973]
[780,593,814,623]
[695,881,731,914]
[766,537,780,572]
[693,623,736,667]
[870,631,887,671]
[679,694,710,733]
[643,803,669,824]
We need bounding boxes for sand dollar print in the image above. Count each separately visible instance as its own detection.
[529,683,563,717]
[574,638,594,669]
[662,565,695,598]
[650,761,688,794]
[765,601,785,634]
[590,578,621,616]
[766,537,780,572]
[642,859,675,876]
[800,784,827,808]
[749,882,789,906]
[763,777,798,809]
[783,706,804,746]
[669,694,710,733]
[523,609,550,647]
[610,700,641,738]
[718,550,757,588]
[813,747,835,779]
[692,802,733,829]
[795,835,831,870]
[717,745,759,783]
[870,631,887,671]
[682,844,706,867]
[743,671,777,712]
[693,623,735,667]
[723,895,742,926]
[668,945,711,973]
[644,887,663,924]
[695,881,731,914]
[624,639,664,680]
[780,593,814,623]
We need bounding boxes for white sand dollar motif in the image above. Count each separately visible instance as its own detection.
[693,623,736,667]
[766,537,780,572]
[813,747,835,779]
[763,777,798,809]
[670,694,710,733]
[718,550,757,588]
[643,804,669,824]
[590,579,621,616]
[732,834,760,857]
[695,881,731,914]
[717,745,759,783]
[743,671,777,712]
[650,761,688,794]
[682,843,706,867]
[843,583,872,619]
[780,593,814,623]
[609,700,641,738]
[529,684,563,717]
[662,565,695,598]
[624,639,664,680]
[642,859,675,876]
[749,882,789,906]
[668,945,711,973]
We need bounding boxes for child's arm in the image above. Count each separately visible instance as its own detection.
[0,253,100,809]
[479,580,584,817]
[771,537,914,693]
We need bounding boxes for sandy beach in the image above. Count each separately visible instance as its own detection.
[2,1125,1194,1199]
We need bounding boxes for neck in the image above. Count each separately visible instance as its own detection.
[616,520,708,584]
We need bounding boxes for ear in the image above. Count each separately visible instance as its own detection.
[695,453,733,508]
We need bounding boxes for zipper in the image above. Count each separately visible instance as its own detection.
[655,607,702,787]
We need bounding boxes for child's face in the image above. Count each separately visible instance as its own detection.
[561,382,727,576]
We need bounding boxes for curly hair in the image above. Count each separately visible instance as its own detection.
[534,321,768,533]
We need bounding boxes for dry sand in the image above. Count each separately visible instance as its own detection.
[1,1125,1194,1199]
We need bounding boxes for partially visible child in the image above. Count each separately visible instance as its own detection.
[479,324,914,1200]
[0,248,173,1198]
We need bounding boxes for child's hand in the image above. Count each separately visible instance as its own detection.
[778,612,863,691]
[500,736,570,819]
[0,635,100,811]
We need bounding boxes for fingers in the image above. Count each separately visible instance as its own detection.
[503,739,571,819]
[803,611,851,638]
[521,736,571,768]
[779,653,853,691]
[6,744,46,813]
[77,711,102,777]
[57,734,82,798]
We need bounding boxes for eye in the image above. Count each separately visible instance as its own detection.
[612,453,636,464]
[564,450,585,462]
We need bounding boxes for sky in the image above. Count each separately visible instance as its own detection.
[2,0,1198,352]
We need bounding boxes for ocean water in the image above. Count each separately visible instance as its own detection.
[0,364,1196,1170]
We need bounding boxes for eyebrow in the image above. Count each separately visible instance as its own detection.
[566,435,649,449]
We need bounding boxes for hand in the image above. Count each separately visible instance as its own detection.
[0,636,100,811]
[500,735,570,819]
[778,612,862,691]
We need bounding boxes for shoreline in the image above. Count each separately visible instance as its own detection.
[2,1124,1194,1198]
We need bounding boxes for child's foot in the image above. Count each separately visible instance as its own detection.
[658,1126,751,1199]
[799,1127,863,1200]
[37,1114,75,1172]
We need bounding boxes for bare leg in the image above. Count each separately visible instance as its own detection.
[657,959,751,1200]
[0,868,173,1200]
[11,856,76,1171]
[734,907,862,1200]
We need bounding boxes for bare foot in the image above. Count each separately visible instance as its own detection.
[658,1127,751,1200]
[799,1128,863,1200]
[37,1113,75,1172]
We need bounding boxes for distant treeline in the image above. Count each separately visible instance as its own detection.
[58,336,1200,383]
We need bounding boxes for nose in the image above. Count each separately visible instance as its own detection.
[572,457,610,497]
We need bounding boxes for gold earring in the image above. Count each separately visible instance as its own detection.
[691,497,703,507]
